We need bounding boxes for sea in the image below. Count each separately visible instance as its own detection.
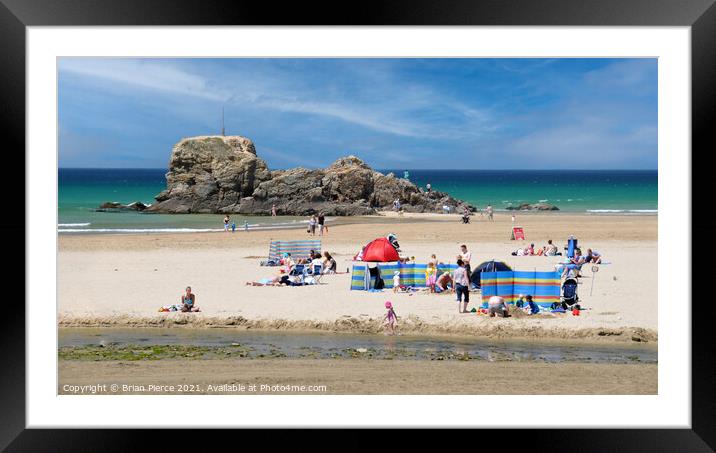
[58,168,657,234]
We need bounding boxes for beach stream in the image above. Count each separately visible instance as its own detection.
[59,328,656,364]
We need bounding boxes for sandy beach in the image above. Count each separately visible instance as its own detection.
[58,212,657,342]
[58,359,657,395]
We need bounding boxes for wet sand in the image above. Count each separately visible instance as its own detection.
[58,358,657,395]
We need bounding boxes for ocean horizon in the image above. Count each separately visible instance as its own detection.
[58,168,657,233]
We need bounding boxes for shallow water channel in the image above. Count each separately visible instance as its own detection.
[59,328,657,364]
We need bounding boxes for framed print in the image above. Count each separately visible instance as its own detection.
[3,0,714,449]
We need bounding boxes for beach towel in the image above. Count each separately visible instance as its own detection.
[350,263,458,290]
[268,239,321,263]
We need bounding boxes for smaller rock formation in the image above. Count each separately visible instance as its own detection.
[96,201,149,212]
[505,202,559,211]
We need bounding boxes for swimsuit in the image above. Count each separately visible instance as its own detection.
[386,309,396,324]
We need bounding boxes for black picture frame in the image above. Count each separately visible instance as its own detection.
[2,0,713,449]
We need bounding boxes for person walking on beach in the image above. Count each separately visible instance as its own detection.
[486,204,494,221]
[384,301,398,335]
[453,259,470,313]
[308,215,317,235]
[223,215,231,232]
[318,212,326,236]
[271,204,277,216]
[243,220,249,232]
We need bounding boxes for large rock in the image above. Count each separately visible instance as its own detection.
[147,136,271,214]
[147,135,472,215]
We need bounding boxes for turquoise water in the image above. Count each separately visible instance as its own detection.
[58,168,657,233]
[58,168,308,233]
[389,169,657,213]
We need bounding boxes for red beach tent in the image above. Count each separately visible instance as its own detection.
[354,237,400,262]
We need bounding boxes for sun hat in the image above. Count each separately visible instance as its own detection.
[394,271,400,275]
[385,301,392,308]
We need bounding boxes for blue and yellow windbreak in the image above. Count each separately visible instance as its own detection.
[480,271,561,308]
[350,263,458,290]
[269,240,322,261]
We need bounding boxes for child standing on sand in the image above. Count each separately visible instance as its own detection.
[392,271,401,293]
[425,261,437,293]
[384,301,398,335]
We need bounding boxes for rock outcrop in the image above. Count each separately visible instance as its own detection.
[96,201,149,212]
[147,135,472,216]
[505,202,559,211]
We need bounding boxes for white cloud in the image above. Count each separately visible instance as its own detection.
[59,59,226,101]
[58,58,496,140]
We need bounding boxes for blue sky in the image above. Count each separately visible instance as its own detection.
[58,58,657,170]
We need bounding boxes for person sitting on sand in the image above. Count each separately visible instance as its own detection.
[545,239,559,256]
[436,271,453,293]
[180,286,200,312]
[487,295,510,318]
[584,248,602,264]
[322,251,337,274]
[525,295,540,315]
[384,301,398,335]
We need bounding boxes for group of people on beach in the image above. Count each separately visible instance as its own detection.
[558,247,602,278]
[512,239,560,256]
[223,215,249,233]
[461,204,493,221]
[307,213,327,236]
[246,249,338,286]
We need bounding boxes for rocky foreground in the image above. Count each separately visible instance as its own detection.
[146,135,473,216]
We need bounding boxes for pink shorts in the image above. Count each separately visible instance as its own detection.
[426,275,437,285]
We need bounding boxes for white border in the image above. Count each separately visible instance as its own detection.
[27,27,690,428]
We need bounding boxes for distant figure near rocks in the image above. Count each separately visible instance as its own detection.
[146,135,472,216]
